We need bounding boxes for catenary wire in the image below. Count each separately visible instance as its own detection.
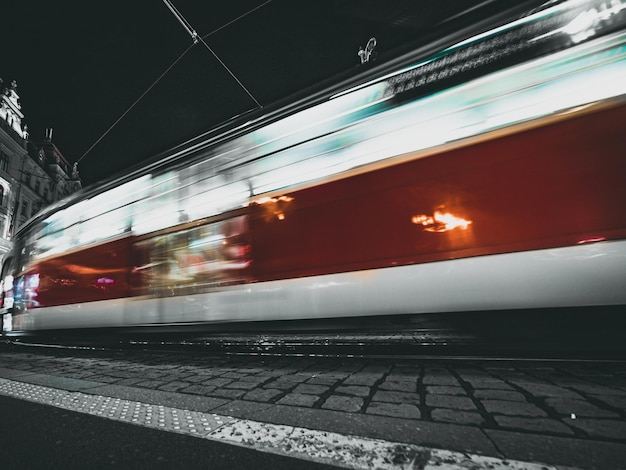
[77,1,271,166]
[163,0,263,108]
[76,44,193,165]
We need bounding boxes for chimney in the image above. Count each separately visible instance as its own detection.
[44,128,53,141]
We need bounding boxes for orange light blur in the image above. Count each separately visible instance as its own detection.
[253,195,294,205]
[254,195,294,221]
[411,210,472,233]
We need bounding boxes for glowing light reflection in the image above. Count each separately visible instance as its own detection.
[253,195,294,221]
[577,236,607,244]
[412,211,472,232]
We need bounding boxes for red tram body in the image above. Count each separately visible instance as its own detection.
[2,0,625,334]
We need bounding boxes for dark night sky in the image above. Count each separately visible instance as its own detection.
[2,1,524,187]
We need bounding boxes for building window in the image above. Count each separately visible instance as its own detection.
[0,186,4,207]
[0,150,9,173]
[21,200,29,217]
[35,179,41,194]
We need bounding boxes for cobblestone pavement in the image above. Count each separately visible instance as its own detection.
[0,343,625,469]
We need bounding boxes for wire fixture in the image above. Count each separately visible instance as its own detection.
[162,0,262,108]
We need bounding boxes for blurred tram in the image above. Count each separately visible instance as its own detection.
[2,0,626,335]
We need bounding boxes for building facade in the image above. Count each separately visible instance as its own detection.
[0,78,82,263]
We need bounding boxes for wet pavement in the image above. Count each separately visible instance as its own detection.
[0,341,625,469]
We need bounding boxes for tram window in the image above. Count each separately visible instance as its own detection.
[135,215,250,294]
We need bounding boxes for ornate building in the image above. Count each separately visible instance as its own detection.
[0,78,82,263]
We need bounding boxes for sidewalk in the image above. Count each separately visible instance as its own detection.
[0,342,624,468]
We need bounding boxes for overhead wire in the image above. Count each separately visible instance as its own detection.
[76,44,194,165]
[200,0,272,39]
[77,0,271,166]
[163,0,262,108]
[162,0,199,42]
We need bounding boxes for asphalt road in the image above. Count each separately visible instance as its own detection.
[0,395,334,470]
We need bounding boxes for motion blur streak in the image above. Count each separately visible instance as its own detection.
[1,0,625,334]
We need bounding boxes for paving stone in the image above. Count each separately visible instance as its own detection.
[321,395,363,412]
[113,378,145,387]
[590,394,626,411]
[385,370,420,381]
[571,384,626,396]
[455,370,492,381]
[426,385,466,396]
[221,371,247,379]
[568,367,617,378]
[263,380,298,390]
[481,399,547,417]
[280,373,314,382]
[242,388,284,403]
[209,388,246,399]
[109,370,143,379]
[84,375,120,384]
[336,363,362,373]
[180,384,217,395]
[202,377,235,387]
[183,375,216,384]
[292,384,329,395]
[361,365,392,374]
[463,378,514,390]
[510,382,583,399]
[524,368,558,379]
[422,374,459,386]
[334,385,370,397]
[494,372,536,382]
[254,370,285,378]
[305,376,344,386]
[236,368,265,374]
[157,381,191,392]
[343,374,381,386]
[276,393,319,407]
[378,380,416,392]
[493,416,575,435]
[224,380,260,390]
[545,398,620,418]
[431,409,485,426]
[426,395,476,410]
[371,390,420,406]
[472,389,526,401]
[235,375,269,383]
[366,402,421,419]
[139,371,167,380]
[568,418,626,440]
[67,371,103,379]
[134,380,169,389]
